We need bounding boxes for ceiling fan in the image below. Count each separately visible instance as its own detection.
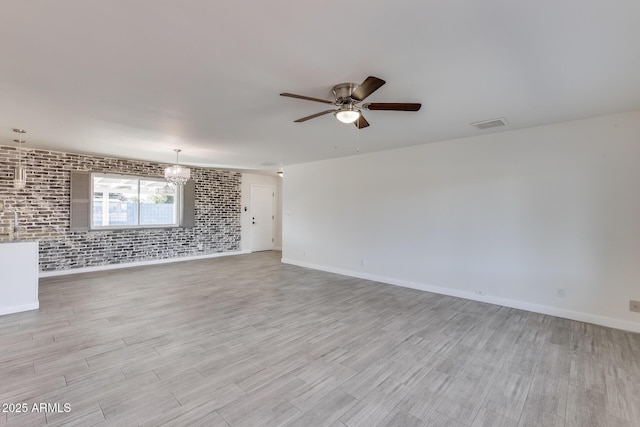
[280,76,421,129]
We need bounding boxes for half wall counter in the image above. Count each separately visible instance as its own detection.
[0,240,39,316]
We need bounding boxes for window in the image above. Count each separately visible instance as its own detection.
[91,173,179,229]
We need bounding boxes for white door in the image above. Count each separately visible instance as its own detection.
[250,184,274,252]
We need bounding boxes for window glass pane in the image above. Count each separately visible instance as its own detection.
[92,177,139,227]
[139,180,177,225]
[91,174,178,229]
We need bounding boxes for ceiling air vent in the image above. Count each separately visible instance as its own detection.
[471,118,508,130]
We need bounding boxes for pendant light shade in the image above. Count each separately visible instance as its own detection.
[14,165,26,189]
[13,129,27,189]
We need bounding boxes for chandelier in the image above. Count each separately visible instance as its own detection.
[164,149,190,186]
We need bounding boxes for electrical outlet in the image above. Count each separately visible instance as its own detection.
[557,288,567,298]
[630,300,640,313]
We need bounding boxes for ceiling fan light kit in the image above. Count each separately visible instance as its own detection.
[280,76,421,129]
[335,104,361,124]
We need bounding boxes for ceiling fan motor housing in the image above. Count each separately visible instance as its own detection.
[332,83,359,104]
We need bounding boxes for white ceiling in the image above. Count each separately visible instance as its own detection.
[1,1,639,171]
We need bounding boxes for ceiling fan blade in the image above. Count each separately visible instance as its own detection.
[354,115,370,129]
[280,93,334,104]
[294,109,336,122]
[350,76,386,101]
[365,102,421,111]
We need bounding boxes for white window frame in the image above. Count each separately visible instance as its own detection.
[90,172,181,230]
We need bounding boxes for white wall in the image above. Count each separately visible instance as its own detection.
[240,173,282,252]
[282,110,640,332]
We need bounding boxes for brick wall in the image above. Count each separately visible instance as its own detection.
[0,145,241,271]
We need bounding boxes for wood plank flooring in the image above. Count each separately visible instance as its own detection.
[1,251,639,426]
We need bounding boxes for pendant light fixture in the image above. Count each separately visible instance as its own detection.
[164,148,190,186]
[12,129,27,189]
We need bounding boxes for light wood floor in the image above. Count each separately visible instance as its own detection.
[1,251,639,426]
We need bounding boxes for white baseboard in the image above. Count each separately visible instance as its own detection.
[40,250,251,278]
[281,258,640,334]
[0,302,39,316]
